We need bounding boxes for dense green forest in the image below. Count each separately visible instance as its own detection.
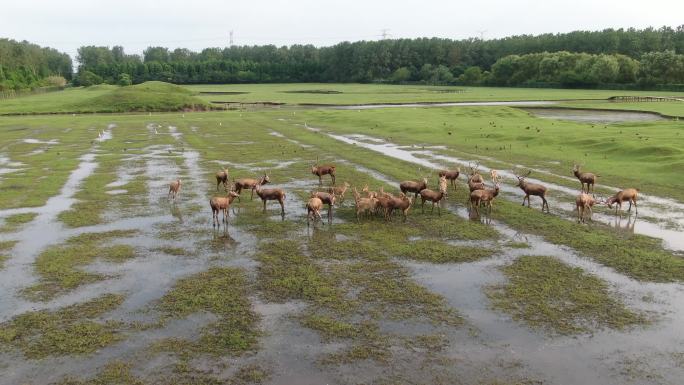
[0,39,72,91]
[2,26,683,91]
[73,26,684,88]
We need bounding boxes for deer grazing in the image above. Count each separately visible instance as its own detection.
[215,168,229,191]
[606,188,639,215]
[234,174,270,201]
[311,157,336,185]
[328,181,350,204]
[311,191,336,222]
[470,183,500,215]
[438,168,460,190]
[399,177,428,200]
[514,170,550,213]
[254,182,286,215]
[353,187,377,221]
[306,197,323,226]
[168,179,182,200]
[419,176,447,215]
[210,188,240,227]
[575,193,599,223]
[573,164,599,194]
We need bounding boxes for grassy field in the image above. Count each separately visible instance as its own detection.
[0,85,683,384]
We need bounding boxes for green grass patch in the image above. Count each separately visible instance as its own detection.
[155,267,260,356]
[487,256,647,334]
[0,294,126,358]
[71,82,209,113]
[0,240,16,269]
[23,230,137,301]
[56,361,144,385]
[0,212,37,232]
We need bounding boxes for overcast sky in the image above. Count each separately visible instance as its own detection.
[2,0,682,59]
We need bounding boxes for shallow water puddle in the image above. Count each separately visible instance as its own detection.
[321,130,684,251]
[521,107,669,123]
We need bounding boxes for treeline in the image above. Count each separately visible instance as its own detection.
[0,39,72,91]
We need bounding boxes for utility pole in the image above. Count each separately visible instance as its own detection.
[229,30,234,46]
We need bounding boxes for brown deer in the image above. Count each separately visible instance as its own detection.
[573,164,599,194]
[168,179,182,200]
[210,189,240,227]
[328,181,350,204]
[419,176,447,215]
[576,193,599,223]
[311,191,336,221]
[467,162,484,184]
[255,182,286,215]
[362,184,377,199]
[215,168,229,191]
[311,157,336,185]
[438,168,460,190]
[399,178,428,200]
[515,170,549,213]
[468,179,486,193]
[306,197,324,225]
[470,183,500,215]
[353,187,377,221]
[606,188,639,215]
[387,193,413,222]
[234,174,270,201]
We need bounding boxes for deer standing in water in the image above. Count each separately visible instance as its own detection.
[210,188,240,227]
[311,191,336,222]
[606,188,639,215]
[575,193,599,223]
[306,197,323,226]
[168,179,182,200]
[255,182,286,216]
[328,182,350,204]
[215,168,229,191]
[234,174,270,201]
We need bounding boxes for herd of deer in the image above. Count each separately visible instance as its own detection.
[166,159,639,227]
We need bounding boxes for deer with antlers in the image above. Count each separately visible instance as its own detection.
[306,197,324,226]
[210,187,240,227]
[254,181,286,216]
[353,187,378,221]
[234,174,270,201]
[419,176,447,215]
[467,162,484,184]
[399,177,428,200]
[606,188,639,215]
[438,168,460,190]
[470,183,500,215]
[311,156,336,185]
[215,168,229,191]
[515,170,550,213]
[573,164,599,194]
[168,179,182,200]
[576,193,599,223]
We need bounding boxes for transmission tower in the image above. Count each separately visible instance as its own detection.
[476,30,487,40]
[229,30,234,46]
[381,28,390,40]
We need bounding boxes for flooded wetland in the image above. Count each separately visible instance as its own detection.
[0,90,683,385]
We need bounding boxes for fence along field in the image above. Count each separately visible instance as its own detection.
[0,84,683,384]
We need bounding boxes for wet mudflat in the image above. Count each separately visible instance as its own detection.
[0,110,682,385]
